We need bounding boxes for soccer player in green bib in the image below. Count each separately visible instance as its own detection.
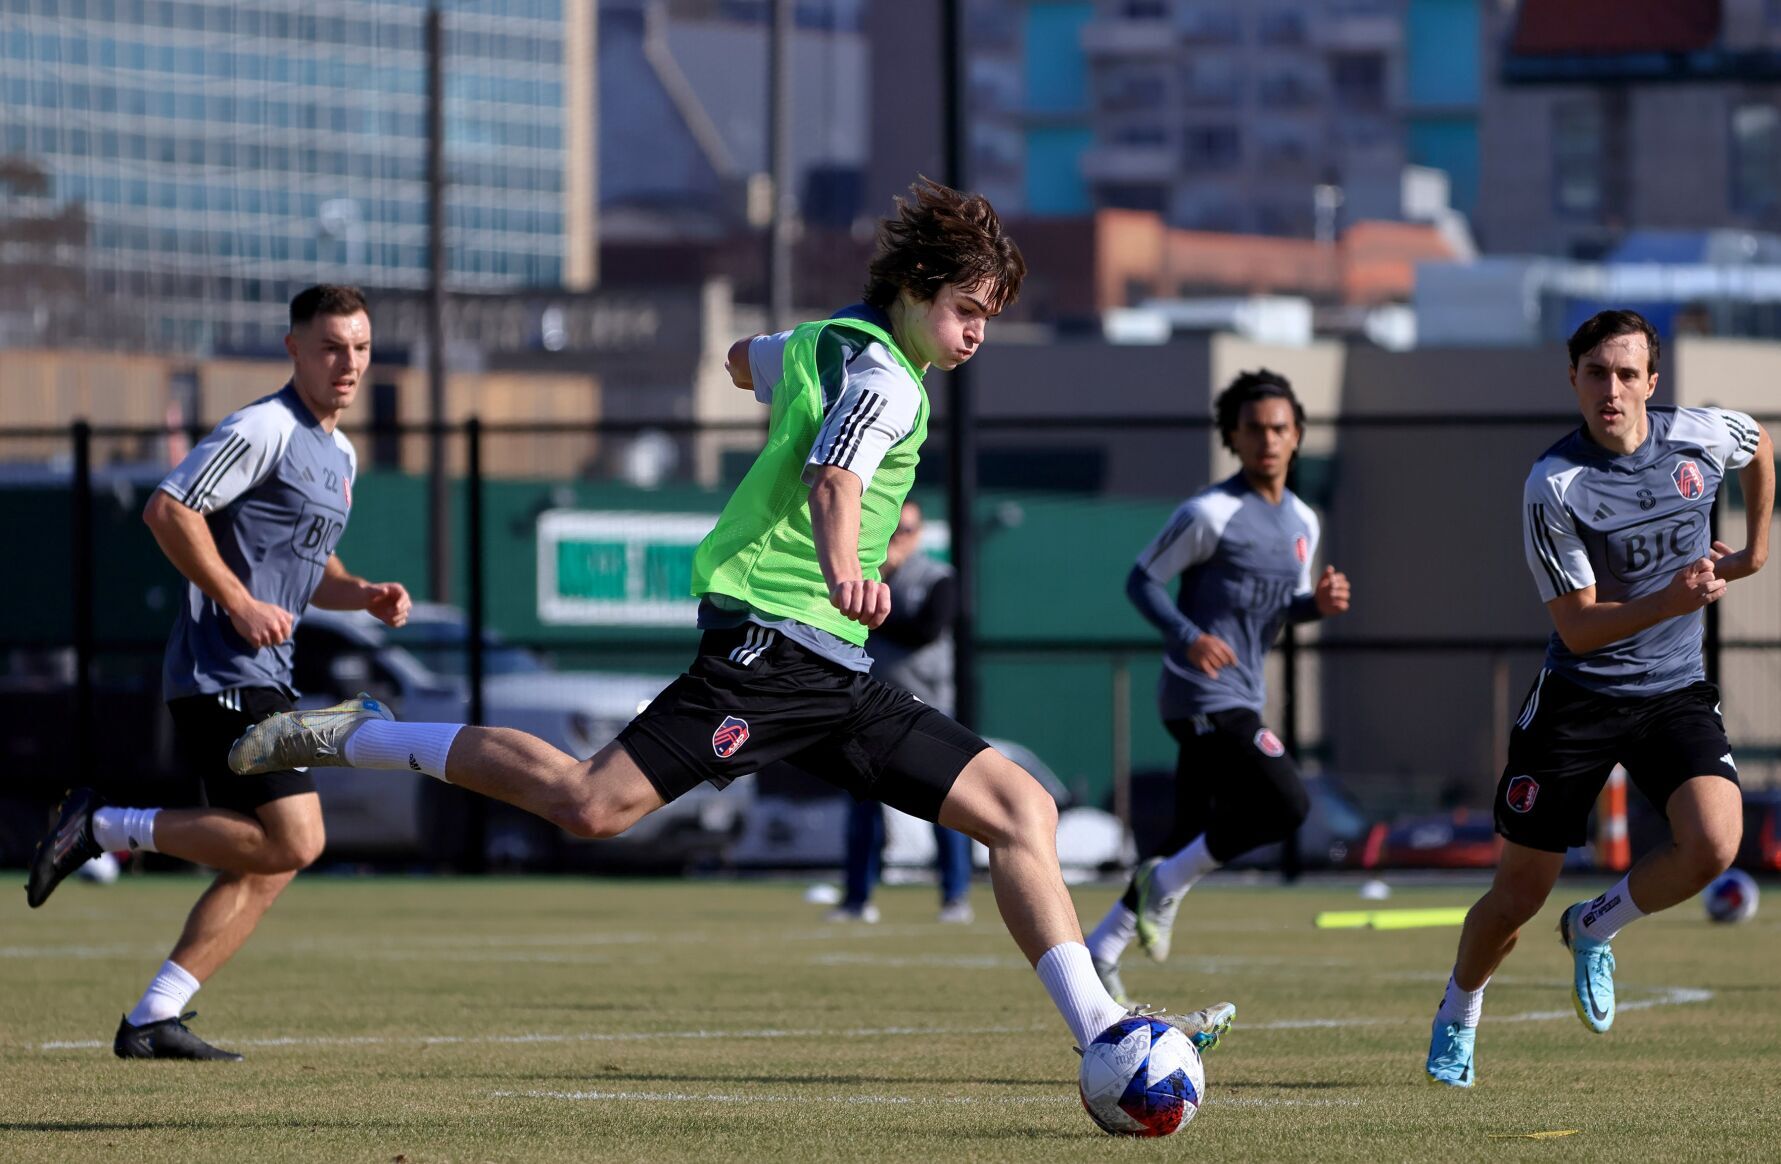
[231,179,1235,1060]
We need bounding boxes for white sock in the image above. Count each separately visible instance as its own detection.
[345,721,465,782]
[1154,835,1220,897]
[1086,903,1137,965]
[126,959,200,1026]
[1035,942,1128,1047]
[91,806,160,853]
[1433,971,1489,1028]
[1577,876,1645,942]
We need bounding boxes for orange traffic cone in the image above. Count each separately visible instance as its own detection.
[1595,764,1631,871]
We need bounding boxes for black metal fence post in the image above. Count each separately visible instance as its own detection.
[72,420,95,786]
[1706,487,1722,686]
[1280,623,1302,882]
[467,417,485,729]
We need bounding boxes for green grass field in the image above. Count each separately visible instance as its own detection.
[4,873,1778,1162]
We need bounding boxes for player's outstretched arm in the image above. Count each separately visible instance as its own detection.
[808,465,891,629]
[1546,560,1725,656]
[143,490,293,648]
[311,555,412,628]
[1711,425,1773,583]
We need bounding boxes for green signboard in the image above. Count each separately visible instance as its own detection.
[536,510,716,626]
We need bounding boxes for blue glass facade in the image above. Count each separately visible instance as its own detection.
[1021,1,1092,217]
[0,0,576,351]
[1405,0,1480,214]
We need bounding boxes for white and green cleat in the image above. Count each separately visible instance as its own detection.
[1092,956,1130,1007]
[228,694,393,775]
[1131,857,1185,963]
[1136,1001,1236,1054]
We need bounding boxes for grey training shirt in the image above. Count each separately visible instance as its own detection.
[1140,474,1321,718]
[1524,405,1760,697]
[158,384,357,699]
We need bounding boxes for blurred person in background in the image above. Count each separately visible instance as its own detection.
[827,498,974,925]
[1085,370,1351,1005]
[1426,310,1772,1088]
[25,285,412,1060]
[233,180,1239,1061]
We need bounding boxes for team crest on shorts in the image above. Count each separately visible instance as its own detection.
[712,715,751,758]
[1673,459,1705,500]
[1506,774,1539,814]
[1253,727,1285,758]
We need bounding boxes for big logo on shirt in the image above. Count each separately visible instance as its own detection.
[290,501,348,565]
[1602,510,1707,584]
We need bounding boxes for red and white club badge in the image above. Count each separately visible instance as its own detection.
[1506,774,1539,814]
[1253,727,1286,758]
[1673,459,1704,500]
[1294,535,1308,564]
[712,715,750,759]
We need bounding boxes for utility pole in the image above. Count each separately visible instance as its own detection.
[426,3,450,602]
[766,0,795,329]
[940,0,977,730]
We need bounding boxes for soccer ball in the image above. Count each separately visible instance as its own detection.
[1703,869,1759,924]
[76,852,120,885]
[1078,1014,1204,1136]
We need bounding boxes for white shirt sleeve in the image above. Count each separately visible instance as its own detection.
[1523,465,1594,602]
[333,429,359,485]
[746,330,795,406]
[158,401,292,515]
[803,341,921,490]
[1135,496,1224,582]
[1291,500,1322,597]
[1675,406,1763,472]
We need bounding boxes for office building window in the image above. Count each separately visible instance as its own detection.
[1552,101,1603,217]
[1733,102,1781,217]
[1183,124,1241,170]
[1330,52,1386,112]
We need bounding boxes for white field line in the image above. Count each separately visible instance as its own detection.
[491,1089,1362,1109]
[35,1023,1045,1053]
[31,986,1712,1053]
[810,953,1357,972]
[1248,987,1713,1030]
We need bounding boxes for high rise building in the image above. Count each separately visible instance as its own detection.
[0,0,596,353]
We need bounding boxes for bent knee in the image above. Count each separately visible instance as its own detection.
[554,798,642,841]
[1679,832,1741,885]
[962,759,1058,848]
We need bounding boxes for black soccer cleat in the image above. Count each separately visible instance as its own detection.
[25,787,105,908]
[114,1012,244,1061]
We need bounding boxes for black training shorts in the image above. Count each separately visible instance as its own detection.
[1159,707,1308,863]
[618,625,988,822]
[1494,668,1738,853]
[167,686,314,814]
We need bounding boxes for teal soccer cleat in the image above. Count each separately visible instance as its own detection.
[1558,901,1616,1034]
[1425,1020,1476,1088]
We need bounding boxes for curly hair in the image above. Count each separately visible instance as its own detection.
[862,177,1026,313]
[1214,368,1304,454]
[1567,309,1660,373]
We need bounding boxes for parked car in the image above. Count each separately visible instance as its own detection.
[292,605,741,870]
[728,740,1129,876]
[1126,768,1377,871]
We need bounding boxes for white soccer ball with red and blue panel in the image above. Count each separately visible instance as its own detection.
[1077,1014,1204,1136]
[1704,869,1759,924]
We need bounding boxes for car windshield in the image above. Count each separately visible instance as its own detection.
[384,620,549,677]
